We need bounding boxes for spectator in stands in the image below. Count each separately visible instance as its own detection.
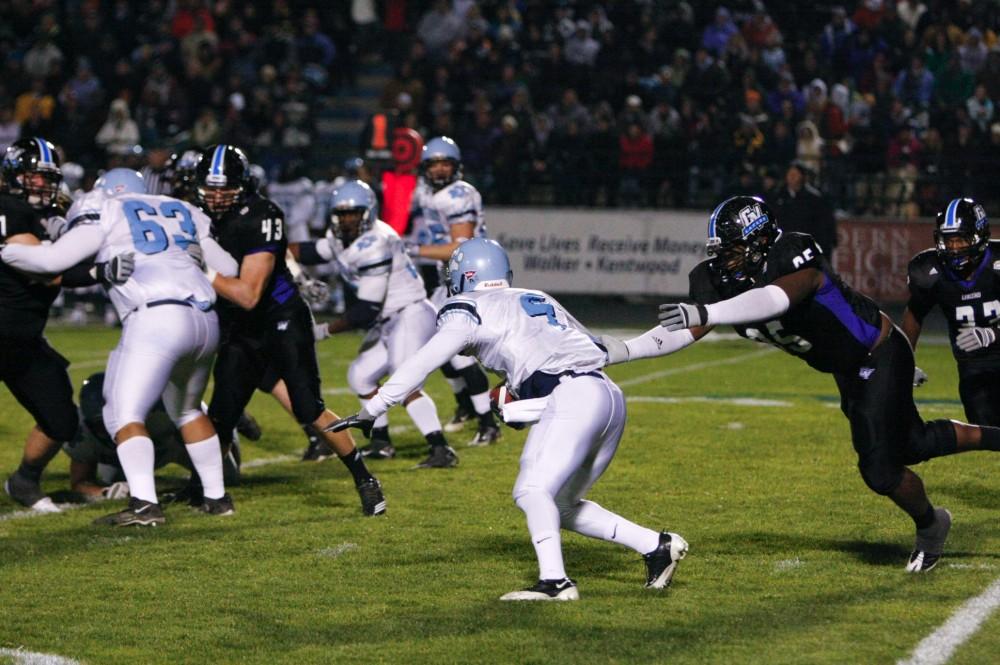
[565,20,601,68]
[771,163,837,255]
[966,84,994,133]
[822,6,856,77]
[701,7,737,59]
[95,98,140,158]
[417,0,466,59]
[886,124,923,214]
[0,106,19,154]
[936,52,975,109]
[767,73,804,116]
[977,51,1000,102]
[894,55,935,107]
[959,28,989,75]
[795,120,825,175]
[618,122,654,207]
[14,79,55,126]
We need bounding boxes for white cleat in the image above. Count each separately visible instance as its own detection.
[500,578,579,601]
[643,531,689,589]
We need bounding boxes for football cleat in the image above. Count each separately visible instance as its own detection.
[643,531,689,588]
[360,442,396,459]
[4,473,61,513]
[199,493,235,516]
[162,480,204,507]
[356,478,387,516]
[500,578,579,601]
[301,426,335,462]
[444,404,473,432]
[414,445,459,469]
[235,411,263,441]
[906,508,952,573]
[93,498,165,527]
[468,424,501,447]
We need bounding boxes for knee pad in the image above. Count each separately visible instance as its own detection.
[449,354,476,371]
[174,408,204,429]
[857,459,903,496]
[346,358,381,395]
[904,419,958,464]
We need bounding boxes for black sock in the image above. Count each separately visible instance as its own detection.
[425,431,447,448]
[980,426,1000,451]
[477,411,497,428]
[456,389,474,413]
[914,504,937,530]
[302,424,320,443]
[459,364,490,396]
[371,426,391,443]
[339,449,373,485]
[16,461,44,483]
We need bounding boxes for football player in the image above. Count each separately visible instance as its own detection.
[331,239,688,600]
[608,195,1000,572]
[902,198,1000,426]
[194,145,386,516]
[2,168,238,525]
[0,138,130,513]
[407,137,501,446]
[298,180,457,467]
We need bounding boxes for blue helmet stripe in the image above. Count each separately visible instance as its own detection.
[943,198,962,230]
[708,199,729,238]
[34,137,53,167]
[210,145,226,176]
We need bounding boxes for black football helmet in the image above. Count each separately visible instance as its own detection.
[79,372,112,446]
[706,195,780,283]
[1,137,63,209]
[195,144,251,216]
[934,197,989,273]
[168,148,203,202]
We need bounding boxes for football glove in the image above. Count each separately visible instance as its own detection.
[913,366,928,388]
[94,252,135,286]
[599,335,630,365]
[313,322,331,342]
[956,326,996,352]
[42,215,70,241]
[297,276,330,307]
[404,241,421,258]
[658,302,708,331]
[326,407,375,437]
[185,242,206,269]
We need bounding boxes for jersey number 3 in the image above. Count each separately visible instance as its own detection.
[123,200,197,254]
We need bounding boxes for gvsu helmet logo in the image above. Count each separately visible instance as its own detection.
[738,203,769,238]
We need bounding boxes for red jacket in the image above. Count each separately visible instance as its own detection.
[619,133,654,170]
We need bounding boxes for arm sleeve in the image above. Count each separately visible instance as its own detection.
[201,237,239,277]
[906,272,935,322]
[60,260,101,287]
[297,240,330,265]
[624,327,697,360]
[1,225,104,274]
[367,321,475,416]
[704,284,790,326]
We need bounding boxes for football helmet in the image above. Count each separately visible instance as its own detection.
[1,137,62,209]
[169,148,203,201]
[79,372,111,445]
[95,168,145,197]
[195,144,251,216]
[935,197,989,272]
[447,238,512,295]
[420,136,462,190]
[706,195,780,283]
[329,180,377,245]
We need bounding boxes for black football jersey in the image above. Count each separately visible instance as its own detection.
[907,241,1000,367]
[0,194,59,337]
[213,195,301,328]
[690,232,883,374]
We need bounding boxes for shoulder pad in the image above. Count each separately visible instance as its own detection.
[352,232,393,274]
[688,261,721,304]
[0,195,41,236]
[907,249,942,290]
[437,298,481,325]
[767,232,824,277]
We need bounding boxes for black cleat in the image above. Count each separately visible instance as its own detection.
[500,578,579,601]
[162,481,204,507]
[4,472,60,513]
[469,424,502,447]
[235,411,263,441]
[302,426,335,462]
[444,403,473,433]
[93,497,165,527]
[643,531,689,588]
[360,442,396,459]
[356,478,387,516]
[199,493,235,516]
[906,508,952,573]
[415,445,459,469]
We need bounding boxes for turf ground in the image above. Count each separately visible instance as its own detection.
[1,325,999,665]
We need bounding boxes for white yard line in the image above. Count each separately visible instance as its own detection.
[0,647,80,665]
[618,347,777,387]
[627,395,791,407]
[897,576,1000,665]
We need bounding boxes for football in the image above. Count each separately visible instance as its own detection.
[489,383,513,417]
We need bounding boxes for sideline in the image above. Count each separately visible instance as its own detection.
[897,576,1000,665]
[0,647,80,665]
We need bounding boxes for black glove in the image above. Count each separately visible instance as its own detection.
[95,252,136,286]
[325,408,375,438]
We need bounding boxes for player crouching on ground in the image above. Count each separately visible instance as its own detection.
[331,238,687,600]
[294,180,457,467]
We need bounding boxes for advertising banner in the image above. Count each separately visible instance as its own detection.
[831,218,934,305]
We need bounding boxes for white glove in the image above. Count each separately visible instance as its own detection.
[599,335,630,365]
[913,366,928,388]
[186,242,206,269]
[658,302,709,331]
[43,215,70,241]
[404,241,421,258]
[956,327,996,352]
[313,322,331,342]
[102,481,130,500]
[297,277,330,307]
[95,252,135,285]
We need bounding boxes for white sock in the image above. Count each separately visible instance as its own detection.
[516,490,567,580]
[116,436,157,504]
[186,435,225,500]
[561,499,661,554]
[470,391,491,416]
[404,393,443,435]
[445,377,465,394]
[361,398,389,429]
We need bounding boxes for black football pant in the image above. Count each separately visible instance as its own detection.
[0,335,78,443]
[958,364,1000,427]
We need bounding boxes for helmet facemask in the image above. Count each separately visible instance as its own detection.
[422,157,459,190]
[330,206,370,245]
[198,184,243,217]
[935,228,986,273]
[18,169,62,209]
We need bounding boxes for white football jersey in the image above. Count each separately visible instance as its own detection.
[437,287,605,390]
[80,193,217,319]
[268,177,316,243]
[409,179,487,266]
[332,219,427,315]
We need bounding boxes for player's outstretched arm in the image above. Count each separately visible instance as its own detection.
[411,221,475,262]
[601,325,710,365]
[0,224,104,276]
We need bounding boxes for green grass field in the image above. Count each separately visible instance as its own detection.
[1,325,999,665]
